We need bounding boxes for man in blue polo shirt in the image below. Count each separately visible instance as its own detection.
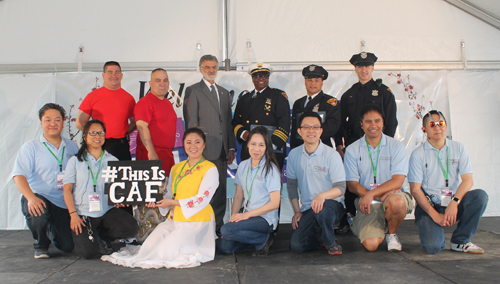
[287,112,346,255]
[409,110,488,254]
[12,103,79,259]
[344,104,413,252]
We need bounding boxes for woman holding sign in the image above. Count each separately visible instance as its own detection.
[218,126,281,256]
[101,127,219,268]
[63,120,139,259]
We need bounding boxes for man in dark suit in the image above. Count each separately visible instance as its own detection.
[183,54,236,234]
[290,65,340,150]
[232,63,290,170]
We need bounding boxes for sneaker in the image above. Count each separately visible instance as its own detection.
[34,249,49,259]
[253,235,274,256]
[334,224,350,234]
[327,241,342,255]
[386,234,402,251]
[450,242,484,254]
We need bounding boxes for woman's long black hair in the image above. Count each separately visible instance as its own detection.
[246,126,280,178]
[76,119,106,162]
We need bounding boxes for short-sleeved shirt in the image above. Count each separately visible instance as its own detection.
[344,134,408,191]
[134,92,177,149]
[12,135,79,208]
[79,87,136,139]
[63,151,118,218]
[408,139,472,201]
[234,157,281,229]
[287,141,346,211]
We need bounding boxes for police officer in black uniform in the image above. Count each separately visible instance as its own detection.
[290,64,340,149]
[232,63,290,170]
[335,52,398,233]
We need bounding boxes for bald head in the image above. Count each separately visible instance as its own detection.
[149,68,169,99]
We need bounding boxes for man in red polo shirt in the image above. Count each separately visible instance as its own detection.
[135,68,177,176]
[76,61,136,161]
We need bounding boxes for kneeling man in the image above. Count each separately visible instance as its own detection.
[288,112,346,255]
[344,105,413,251]
[409,110,488,254]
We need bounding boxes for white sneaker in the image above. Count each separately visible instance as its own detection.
[450,242,484,254]
[386,234,402,251]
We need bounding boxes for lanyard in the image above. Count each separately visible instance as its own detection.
[86,151,104,192]
[244,164,261,209]
[173,158,205,199]
[43,142,65,172]
[365,137,381,184]
[434,146,449,187]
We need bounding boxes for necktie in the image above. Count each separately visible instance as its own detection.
[305,96,312,107]
[252,91,260,99]
[210,85,219,107]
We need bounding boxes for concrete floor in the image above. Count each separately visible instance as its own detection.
[1,217,499,284]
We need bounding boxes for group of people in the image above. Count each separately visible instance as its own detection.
[12,52,488,269]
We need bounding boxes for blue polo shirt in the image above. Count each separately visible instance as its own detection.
[12,134,79,209]
[287,141,346,212]
[234,157,280,229]
[345,134,408,191]
[408,139,472,202]
[63,151,118,218]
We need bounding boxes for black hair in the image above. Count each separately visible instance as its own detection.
[151,68,167,76]
[103,61,121,73]
[422,110,447,127]
[199,54,218,66]
[38,103,66,120]
[246,126,280,177]
[298,111,322,127]
[76,119,106,162]
[360,104,384,121]
[183,127,206,143]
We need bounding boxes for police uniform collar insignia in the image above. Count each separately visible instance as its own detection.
[309,65,315,71]
[372,90,379,96]
[361,52,367,59]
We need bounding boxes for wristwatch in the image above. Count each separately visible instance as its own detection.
[452,196,460,204]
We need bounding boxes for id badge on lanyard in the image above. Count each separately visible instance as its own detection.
[88,194,101,212]
[440,188,453,207]
[56,171,65,190]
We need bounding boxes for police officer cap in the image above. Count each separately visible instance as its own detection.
[349,52,378,66]
[249,62,273,76]
[302,64,328,80]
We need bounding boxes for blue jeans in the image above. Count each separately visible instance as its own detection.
[290,199,345,252]
[21,194,74,252]
[415,189,488,254]
[218,216,273,255]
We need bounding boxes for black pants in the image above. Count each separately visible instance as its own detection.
[209,147,228,234]
[105,137,133,215]
[73,208,138,259]
[21,194,74,252]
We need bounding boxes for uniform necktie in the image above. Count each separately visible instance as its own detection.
[252,91,260,99]
[305,96,312,107]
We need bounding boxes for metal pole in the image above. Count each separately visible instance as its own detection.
[221,0,230,71]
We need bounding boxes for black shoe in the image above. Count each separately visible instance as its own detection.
[253,235,274,256]
[98,239,114,255]
[334,224,350,234]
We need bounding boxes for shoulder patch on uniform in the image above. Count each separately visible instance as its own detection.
[327,98,338,106]
[387,88,393,94]
[281,92,288,100]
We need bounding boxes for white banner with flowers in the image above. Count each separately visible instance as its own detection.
[1,69,497,229]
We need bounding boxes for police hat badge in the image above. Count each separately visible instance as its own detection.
[361,52,367,59]
[309,65,316,71]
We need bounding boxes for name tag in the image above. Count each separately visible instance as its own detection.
[441,188,453,207]
[56,172,65,191]
[89,194,101,212]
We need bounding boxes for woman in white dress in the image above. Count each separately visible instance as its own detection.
[101,127,219,269]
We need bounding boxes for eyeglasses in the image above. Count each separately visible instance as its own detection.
[428,120,446,128]
[300,125,321,131]
[88,131,106,136]
[252,74,269,78]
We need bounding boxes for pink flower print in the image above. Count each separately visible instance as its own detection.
[196,166,201,170]
[187,201,194,208]
[198,197,204,202]
[204,190,209,196]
